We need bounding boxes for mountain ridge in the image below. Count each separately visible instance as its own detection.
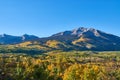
[0,34,39,44]
[0,27,120,51]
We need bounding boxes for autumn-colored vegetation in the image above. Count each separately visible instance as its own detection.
[0,51,120,80]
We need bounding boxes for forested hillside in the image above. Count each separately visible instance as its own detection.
[0,51,120,80]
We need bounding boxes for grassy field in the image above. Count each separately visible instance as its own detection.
[0,51,120,80]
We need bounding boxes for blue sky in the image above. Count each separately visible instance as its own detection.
[0,0,120,37]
